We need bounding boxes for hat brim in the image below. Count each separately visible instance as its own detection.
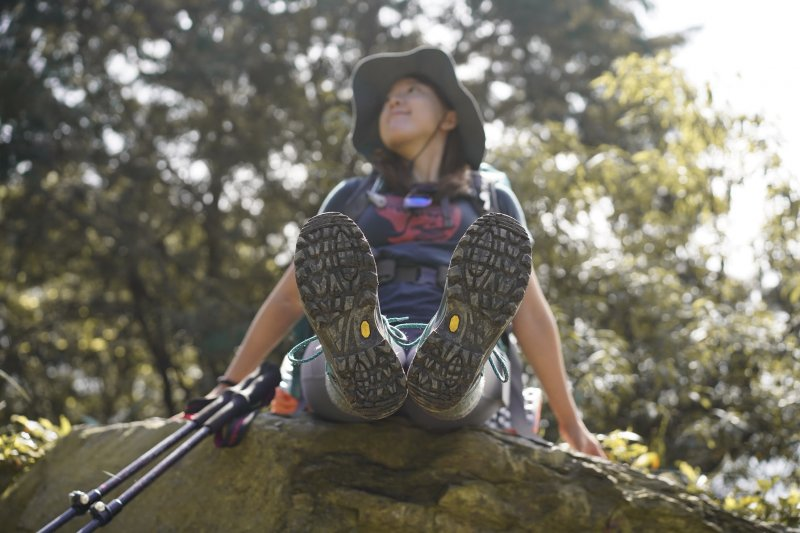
[351,47,485,169]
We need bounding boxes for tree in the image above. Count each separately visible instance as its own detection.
[1,0,669,421]
[491,53,798,477]
[2,2,798,512]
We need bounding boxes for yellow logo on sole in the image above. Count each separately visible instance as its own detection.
[449,315,460,333]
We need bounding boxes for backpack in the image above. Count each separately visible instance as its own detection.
[338,162,510,223]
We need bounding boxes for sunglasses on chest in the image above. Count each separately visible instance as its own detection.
[365,178,442,212]
[366,179,455,228]
[403,184,438,210]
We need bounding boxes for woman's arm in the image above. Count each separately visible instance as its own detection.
[512,272,606,458]
[208,264,305,396]
[207,180,360,396]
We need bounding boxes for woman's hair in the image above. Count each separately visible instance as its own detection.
[371,76,472,198]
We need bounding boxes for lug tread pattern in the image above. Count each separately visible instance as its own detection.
[407,213,532,412]
[295,212,406,418]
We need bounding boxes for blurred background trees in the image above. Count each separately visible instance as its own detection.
[2,0,798,517]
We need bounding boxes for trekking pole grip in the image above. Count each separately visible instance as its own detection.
[204,362,281,432]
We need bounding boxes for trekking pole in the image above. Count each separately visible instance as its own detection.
[37,424,196,533]
[37,362,280,533]
[74,362,280,532]
[38,402,228,533]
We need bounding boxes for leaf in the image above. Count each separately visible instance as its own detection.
[632,452,660,471]
[59,415,72,436]
[677,461,699,484]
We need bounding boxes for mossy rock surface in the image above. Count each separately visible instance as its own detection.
[1,414,777,532]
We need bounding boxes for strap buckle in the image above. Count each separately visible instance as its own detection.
[417,267,437,286]
[376,259,448,288]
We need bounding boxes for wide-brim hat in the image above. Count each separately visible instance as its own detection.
[351,46,485,169]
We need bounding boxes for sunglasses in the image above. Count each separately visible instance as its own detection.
[403,193,434,209]
[403,185,438,210]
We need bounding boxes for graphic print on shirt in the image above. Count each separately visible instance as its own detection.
[374,196,463,244]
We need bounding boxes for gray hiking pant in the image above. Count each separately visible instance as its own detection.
[299,340,505,430]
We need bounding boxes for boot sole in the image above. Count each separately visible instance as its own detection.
[294,212,406,419]
[407,213,531,413]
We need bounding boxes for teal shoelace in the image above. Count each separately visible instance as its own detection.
[488,346,509,383]
[286,316,427,366]
[286,316,510,384]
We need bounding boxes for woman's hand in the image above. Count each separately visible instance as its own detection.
[170,384,230,421]
[559,418,607,458]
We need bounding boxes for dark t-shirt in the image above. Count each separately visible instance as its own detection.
[319,177,529,323]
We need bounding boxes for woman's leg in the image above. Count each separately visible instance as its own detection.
[400,356,504,429]
[299,340,370,423]
[299,336,507,427]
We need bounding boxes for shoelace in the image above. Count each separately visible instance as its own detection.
[488,346,510,383]
[287,316,426,366]
[286,316,510,384]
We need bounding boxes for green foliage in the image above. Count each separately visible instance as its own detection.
[1,0,798,519]
[762,177,800,316]
[0,415,71,492]
[720,482,800,529]
[600,429,661,470]
[600,429,800,527]
[495,51,797,477]
[0,0,669,422]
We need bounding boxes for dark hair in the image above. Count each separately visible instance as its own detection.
[371,76,472,198]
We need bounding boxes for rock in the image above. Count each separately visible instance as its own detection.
[0,414,778,532]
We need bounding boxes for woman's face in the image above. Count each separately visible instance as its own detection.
[378,77,457,160]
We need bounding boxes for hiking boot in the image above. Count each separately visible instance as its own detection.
[406,212,531,416]
[294,212,407,420]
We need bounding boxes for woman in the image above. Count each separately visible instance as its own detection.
[211,47,605,457]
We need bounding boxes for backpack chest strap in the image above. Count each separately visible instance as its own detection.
[376,259,448,288]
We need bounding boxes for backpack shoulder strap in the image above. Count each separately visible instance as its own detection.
[338,171,381,223]
[343,166,506,220]
[474,163,511,214]
[504,335,551,446]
